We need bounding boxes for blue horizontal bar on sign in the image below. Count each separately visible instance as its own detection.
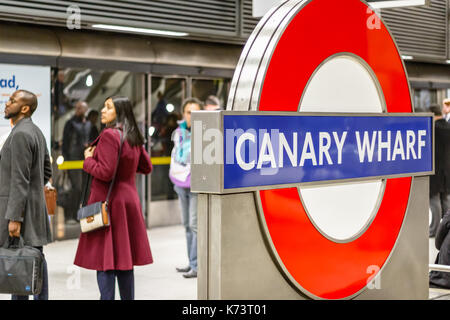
[223,114,433,190]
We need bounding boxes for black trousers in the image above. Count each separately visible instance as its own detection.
[96,270,134,300]
[430,191,450,236]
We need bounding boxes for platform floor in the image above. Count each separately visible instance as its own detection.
[0,225,196,300]
[0,224,448,300]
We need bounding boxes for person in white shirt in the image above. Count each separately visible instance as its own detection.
[443,98,450,122]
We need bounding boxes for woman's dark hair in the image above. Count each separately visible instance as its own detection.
[106,95,145,147]
[429,104,442,116]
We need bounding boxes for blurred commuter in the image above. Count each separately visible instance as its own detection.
[429,209,450,289]
[86,109,100,142]
[159,112,181,156]
[52,70,68,117]
[204,95,222,111]
[444,98,450,121]
[74,96,153,300]
[152,91,168,127]
[0,90,52,300]
[155,112,181,200]
[61,101,92,223]
[170,97,203,278]
[429,102,450,237]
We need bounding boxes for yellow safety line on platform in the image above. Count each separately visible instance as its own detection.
[57,157,171,170]
[150,157,171,165]
[57,160,84,170]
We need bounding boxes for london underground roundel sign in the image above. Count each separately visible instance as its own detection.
[191,0,433,300]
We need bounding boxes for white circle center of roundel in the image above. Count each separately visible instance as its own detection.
[299,55,385,242]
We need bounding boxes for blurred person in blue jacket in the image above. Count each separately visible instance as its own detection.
[169,97,203,279]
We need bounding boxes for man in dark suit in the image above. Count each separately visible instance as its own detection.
[429,101,450,237]
[0,90,52,300]
[61,100,91,223]
[429,209,450,289]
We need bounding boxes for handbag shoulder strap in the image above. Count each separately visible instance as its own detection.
[80,171,92,208]
[105,129,124,204]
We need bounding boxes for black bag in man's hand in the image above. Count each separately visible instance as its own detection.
[0,237,44,295]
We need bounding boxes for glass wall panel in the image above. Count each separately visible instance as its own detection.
[150,76,186,201]
[413,89,437,112]
[149,76,231,202]
[191,78,230,110]
[51,68,146,240]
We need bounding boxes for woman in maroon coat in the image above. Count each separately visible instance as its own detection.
[74,96,153,300]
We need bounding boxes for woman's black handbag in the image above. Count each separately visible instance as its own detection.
[77,129,124,233]
[0,237,44,295]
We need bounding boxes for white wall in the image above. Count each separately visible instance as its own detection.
[252,0,284,17]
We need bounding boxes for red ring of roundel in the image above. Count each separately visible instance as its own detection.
[257,0,412,299]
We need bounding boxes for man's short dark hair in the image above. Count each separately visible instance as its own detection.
[205,95,220,107]
[17,90,38,116]
[87,109,99,120]
[182,97,203,112]
[429,104,442,116]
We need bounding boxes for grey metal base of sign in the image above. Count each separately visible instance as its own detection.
[197,176,429,300]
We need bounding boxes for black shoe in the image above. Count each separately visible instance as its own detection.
[429,282,450,289]
[182,270,197,278]
[176,266,191,273]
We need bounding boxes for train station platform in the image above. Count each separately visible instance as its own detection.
[0,224,448,300]
[0,225,196,300]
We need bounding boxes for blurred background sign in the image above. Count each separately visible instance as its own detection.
[0,63,51,152]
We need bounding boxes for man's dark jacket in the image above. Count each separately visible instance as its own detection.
[430,119,450,195]
[0,117,52,247]
[62,116,91,160]
[430,209,450,288]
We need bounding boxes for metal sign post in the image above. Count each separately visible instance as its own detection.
[192,0,434,300]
